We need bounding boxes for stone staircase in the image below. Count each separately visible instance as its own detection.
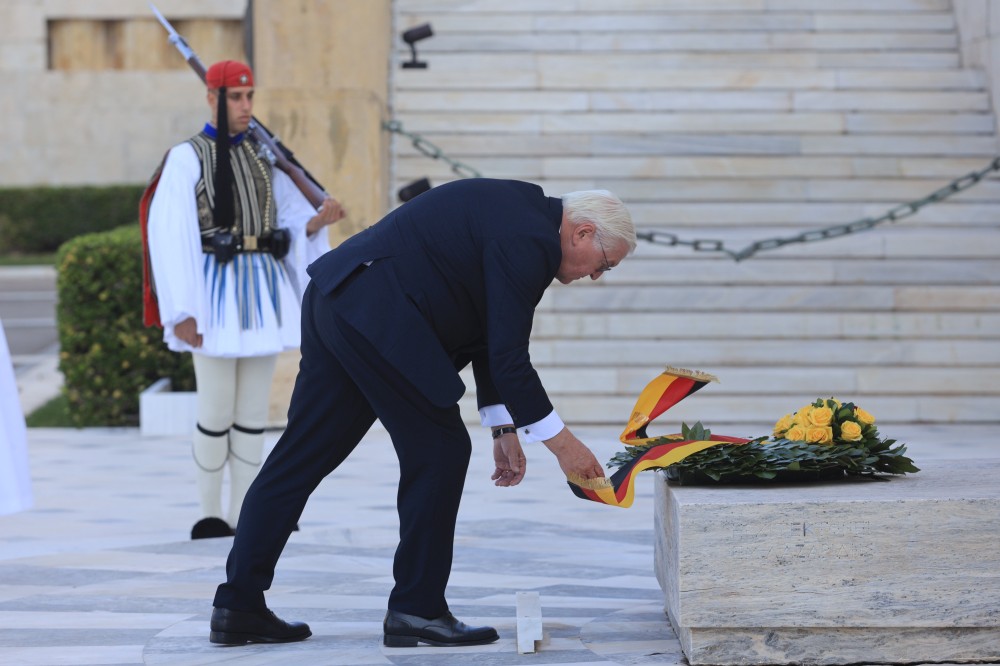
[391,0,1000,428]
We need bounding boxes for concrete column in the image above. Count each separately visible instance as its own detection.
[251,0,391,423]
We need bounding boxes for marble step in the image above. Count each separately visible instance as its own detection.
[532,312,1000,339]
[455,392,999,425]
[521,338,1000,367]
[537,284,1000,312]
[507,178,1000,202]
[398,135,1000,160]
[559,258,1000,286]
[766,0,950,10]
[398,0,952,13]
[795,91,986,111]
[788,51,955,68]
[799,134,1000,155]
[404,51,959,69]
[397,175,1000,203]
[623,202,1000,225]
[815,12,954,31]
[513,365,1000,396]
[395,131,998,162]
[399,12,956,33]
[398,67,984,90]
[397,155,996,179]
[404,32,957,52]
[629,223,998,242]
[395,90,988,113]
[396,132,997,158]
[645,33,959,52]
[395,114,1000,145]
[629,225,1000,247]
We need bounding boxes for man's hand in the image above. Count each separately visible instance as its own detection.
[543,427,605,481]
[306,196,346,235]
[491,432,526,487]
[174,317,202,348]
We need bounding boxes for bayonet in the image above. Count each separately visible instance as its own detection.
[149,3,206,80]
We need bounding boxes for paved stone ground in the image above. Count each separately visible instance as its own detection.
[1,424,998,666]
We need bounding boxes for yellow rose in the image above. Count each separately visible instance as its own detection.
[840,421,863,442]
[806,426,834,445]
[808,406,833,427]
[773,414,794,437]
[785,425,808,441]
[793,405,814,427]
[854,407,875,425]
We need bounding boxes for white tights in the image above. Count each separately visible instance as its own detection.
[192,353,277,528]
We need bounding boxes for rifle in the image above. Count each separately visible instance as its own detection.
[150,3,329,209]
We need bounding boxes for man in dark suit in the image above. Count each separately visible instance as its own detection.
[210,178,635,648]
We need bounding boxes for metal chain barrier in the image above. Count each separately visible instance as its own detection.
[643,155,1000,262]
[383,119,1000,262]
[383,119,483,179]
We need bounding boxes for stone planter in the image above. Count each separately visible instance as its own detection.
[653,460,1000,665]
[139,378,197,437]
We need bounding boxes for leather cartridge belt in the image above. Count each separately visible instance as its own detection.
[201,234,279,254]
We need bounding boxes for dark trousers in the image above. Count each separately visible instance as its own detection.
[213,272,472,618]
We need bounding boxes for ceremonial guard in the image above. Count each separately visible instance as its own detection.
[142,60,343,539]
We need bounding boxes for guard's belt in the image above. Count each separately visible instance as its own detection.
[201,234,280,254]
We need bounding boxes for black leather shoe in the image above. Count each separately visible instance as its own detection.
[383,609,499,647]
[191,517,234,540]
[209,607,311,645]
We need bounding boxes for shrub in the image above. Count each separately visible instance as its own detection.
[56,225,194,427]
[0,185,145,254]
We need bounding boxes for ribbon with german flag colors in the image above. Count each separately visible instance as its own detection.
[568,367,749,508]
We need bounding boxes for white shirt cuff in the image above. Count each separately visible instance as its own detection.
[479,406,564,443]
[518,411,564,444]
[479,404,513,428]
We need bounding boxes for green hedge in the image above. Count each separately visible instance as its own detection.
[56,225,194,427]
[0,185,145,254]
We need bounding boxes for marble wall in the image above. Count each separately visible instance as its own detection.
[0,0,247,186]
[954,0,1000,139]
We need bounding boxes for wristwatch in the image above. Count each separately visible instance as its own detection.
[491,426,517,439]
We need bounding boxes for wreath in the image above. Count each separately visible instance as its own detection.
[610,403,919,485]
[568,369,919,508]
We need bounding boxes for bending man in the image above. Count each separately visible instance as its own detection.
[211,178,635,646]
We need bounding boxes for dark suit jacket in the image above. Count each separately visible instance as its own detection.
[307,178,562,427]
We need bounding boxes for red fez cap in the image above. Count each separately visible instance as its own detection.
[206,60,254,88]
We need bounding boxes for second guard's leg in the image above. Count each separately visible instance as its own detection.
[227,354,277,527]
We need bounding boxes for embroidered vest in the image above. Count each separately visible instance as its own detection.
[187,132,276,248]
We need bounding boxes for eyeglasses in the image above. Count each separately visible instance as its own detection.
[596,235,612,273]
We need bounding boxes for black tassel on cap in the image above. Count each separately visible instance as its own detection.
[213,87,235,231]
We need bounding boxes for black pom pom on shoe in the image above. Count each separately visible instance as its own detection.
[191,517,235,539]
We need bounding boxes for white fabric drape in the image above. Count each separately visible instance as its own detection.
[0,318,32,515]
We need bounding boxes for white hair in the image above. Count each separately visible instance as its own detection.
[561,190,636,254]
